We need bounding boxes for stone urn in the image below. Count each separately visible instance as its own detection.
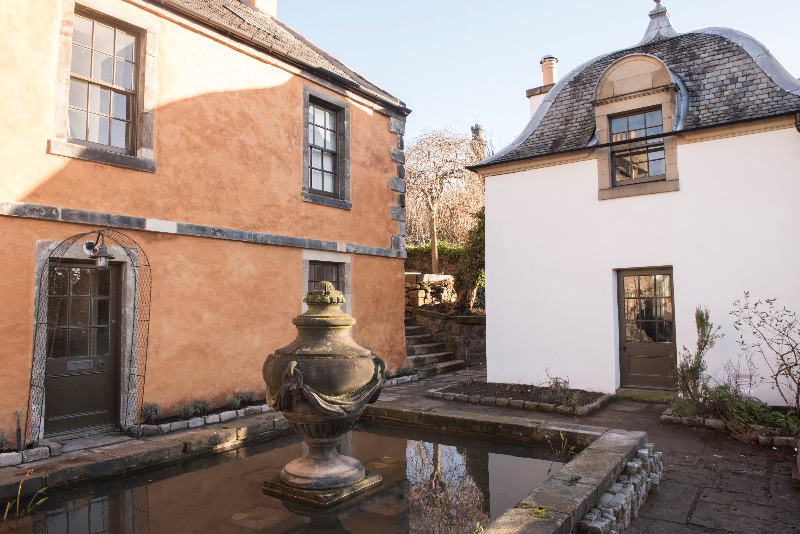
[263,282,385,491]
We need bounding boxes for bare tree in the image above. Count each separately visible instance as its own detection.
[405,125,486,272]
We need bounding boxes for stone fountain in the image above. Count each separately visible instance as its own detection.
[262,282,386,507]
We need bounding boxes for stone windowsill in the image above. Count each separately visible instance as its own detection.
[48,139,156,173]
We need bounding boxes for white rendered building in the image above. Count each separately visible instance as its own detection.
[473,2,800,403]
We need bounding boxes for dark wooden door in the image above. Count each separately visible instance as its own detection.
[618,268,676,389]
[44,263,121,436]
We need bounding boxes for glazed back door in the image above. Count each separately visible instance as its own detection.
[44,263,120,436]
[618,269,676,389]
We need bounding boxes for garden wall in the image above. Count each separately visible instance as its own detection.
[410,308,485,368]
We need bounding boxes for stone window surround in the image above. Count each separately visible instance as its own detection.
[49,0,157,173]
[30,240,139,443]
[594,56,679,201]
[302,86,351,210]
[301,250,352,315]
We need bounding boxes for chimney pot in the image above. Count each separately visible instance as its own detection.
[540,55,558,86]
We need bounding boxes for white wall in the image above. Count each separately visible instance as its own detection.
[486,127,800,405]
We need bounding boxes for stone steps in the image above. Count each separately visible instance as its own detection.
[404,314,465,378]
[415,359,467,378]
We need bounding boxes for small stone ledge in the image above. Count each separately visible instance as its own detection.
[427,387,614,416]
[128,404,273,438]
[660,408,798,448]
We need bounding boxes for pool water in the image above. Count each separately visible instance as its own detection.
[17,426,564,533]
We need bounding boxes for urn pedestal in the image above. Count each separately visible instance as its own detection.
[262,282,385,504]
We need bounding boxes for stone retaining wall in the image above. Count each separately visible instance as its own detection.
[410,308,486,367]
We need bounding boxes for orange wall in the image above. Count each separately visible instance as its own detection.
[0,1,407,432]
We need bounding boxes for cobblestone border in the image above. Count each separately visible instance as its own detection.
[660,408,798,448]
[426,387,615,416]
[129,404,274,438]
[384,374,422,387]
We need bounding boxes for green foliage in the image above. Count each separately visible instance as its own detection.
[669,396,696,417]
[405,242,464,274]
[175,402,194,420]
[226,391,258,410]
[705,384,769,434]
[0,429,6,451]
[673,306,723,404]
[2,470,47,524]
[190,398,211,416]
[141,402,162,424]
[454,209,485,312]
[731,292,800,413]
[763,410,799,434]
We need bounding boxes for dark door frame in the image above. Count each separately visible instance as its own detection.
[617,267,677,389]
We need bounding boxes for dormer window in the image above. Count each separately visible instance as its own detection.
[611,109,665,184]
[593,55,681,200]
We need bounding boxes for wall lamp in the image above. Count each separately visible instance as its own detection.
[85,231,114,268]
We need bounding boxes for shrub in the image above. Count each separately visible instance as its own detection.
[0,429,6,451]
[731,293,800,413]
[141,402,162,424]
[189,398,211,417]
[706,384,769,434]
[225,394,242,410]
[237,391,256,405]
[175,402,195,420]
[670,396,696,417]
[674,306,722,404]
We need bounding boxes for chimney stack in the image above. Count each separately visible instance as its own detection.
[540,55,558,86]
[247,0,277,17]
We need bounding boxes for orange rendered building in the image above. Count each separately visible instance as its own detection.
[0,0,409,443]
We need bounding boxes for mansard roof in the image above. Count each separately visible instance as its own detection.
[158,0,409,114]
[476,5,800,169]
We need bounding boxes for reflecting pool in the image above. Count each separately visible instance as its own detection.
[14,426,564,533]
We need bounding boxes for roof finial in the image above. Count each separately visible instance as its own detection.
[639,0,679,44]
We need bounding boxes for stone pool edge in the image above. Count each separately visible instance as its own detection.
[0,411,293,501]
[362,403,662,533]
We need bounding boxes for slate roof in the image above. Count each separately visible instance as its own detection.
[477,29,800,168]
[156,0,408,113]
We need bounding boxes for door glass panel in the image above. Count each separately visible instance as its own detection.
[623,276,637,297]
[71,298,90,326]
[639,322,656,343]
[655,274,671,296]
[69,328,89,357]
[638,275,655,297]
[93,327,110,356]
[624,299,639,321]
[49,268,69,295]
[47,329,69,358]
[625,322,640,343]
[95,269,110,296]
[94,299,110,326]
[71,268,92,295]
[47,298,69,326]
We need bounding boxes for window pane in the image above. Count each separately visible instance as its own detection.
[115,31,135,61]
[92,52,114,83]
[646,126,663,137]
[630,151,647,164]
[69,328,89,357]
[71,268,91,295]
[610,117,627,134]
[639,276,655,298]
[640,322,656,343]
[649,158,665,176]
[630,128,645,140]
[88,114,110,144]
[615,165,630,182]
[322,152,334,172]
[325,129,336,151]
[625,322,640,343]
[49,268,69,295]
[96,269,110,296]
[69,80,89,109]
[47,329,69,358]
[110,120,128,149]
[71,298,90,326]
[623,276,637,297]
[311,148,322,169]
[89,85,111,115]
[93,327,110,356]
[624,298,639,321]
[645,110,662,127]
[47,298,69,326]
[111,91,128,120]
[655,275,671,297]
[94,299,110,326]
[314,107,325,127]
[68,109,87,140]
[314,125,325,147]
[115,60,134,90]
[71,44,91,77]
[94,23,115,55]
[311,169,322,190]
[323,172,334,192]
[73,16,93,47]
[326,111,336,130]
[628,113,645,130]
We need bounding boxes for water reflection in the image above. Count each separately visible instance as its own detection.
[17,427,562,534]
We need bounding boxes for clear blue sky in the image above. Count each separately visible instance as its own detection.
[280,0,800,150]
